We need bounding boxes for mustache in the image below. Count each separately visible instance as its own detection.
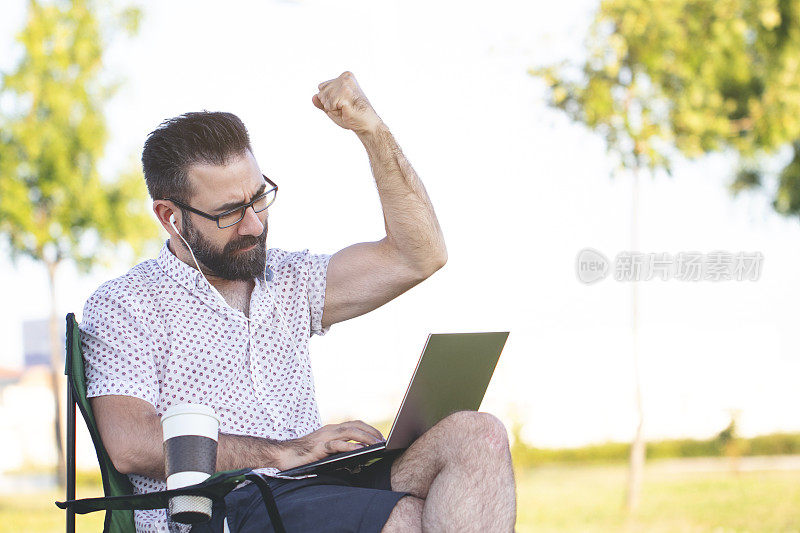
[223,224,268,253]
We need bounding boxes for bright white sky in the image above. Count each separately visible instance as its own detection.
[1,0,799,448]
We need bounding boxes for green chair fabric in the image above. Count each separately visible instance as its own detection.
[62,312,135,533]
[57,313,286,533]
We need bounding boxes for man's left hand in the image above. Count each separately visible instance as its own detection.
[312,71,383,134]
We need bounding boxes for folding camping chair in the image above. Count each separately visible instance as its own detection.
[56,313,287,533]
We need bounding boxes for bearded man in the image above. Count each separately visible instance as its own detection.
[80,71,517,533]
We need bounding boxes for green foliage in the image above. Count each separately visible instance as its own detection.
[747,432,800,455]
[715,415,737,449]
[512,440,631,466]
[511,432,800,469]
[530,0,800,216]
[0,0,158,271]
[646,437,721,459]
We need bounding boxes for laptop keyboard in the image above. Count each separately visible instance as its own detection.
[279,441,387,475]
[309,441,386,465]
[328,441,385,460]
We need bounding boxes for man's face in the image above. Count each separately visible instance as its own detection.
[180,151,269,281]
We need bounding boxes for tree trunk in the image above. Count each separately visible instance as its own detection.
[625,169,645,513]
[47,259,66,488]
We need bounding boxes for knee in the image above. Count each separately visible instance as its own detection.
[442,410,507,433]
[441,411,510,453]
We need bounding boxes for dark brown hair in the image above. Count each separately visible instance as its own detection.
[141,111,252,202]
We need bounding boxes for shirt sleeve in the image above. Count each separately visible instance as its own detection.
[79,288,159,407]
[304,250,333,337]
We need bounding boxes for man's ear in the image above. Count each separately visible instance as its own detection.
[153,200,180,236]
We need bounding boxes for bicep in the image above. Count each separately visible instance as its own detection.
[321,239,427,328]
[90,394,163,477]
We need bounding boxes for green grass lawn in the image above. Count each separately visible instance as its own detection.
[0,479,105,533]
[517,461,800,532]
[1,462,798,532]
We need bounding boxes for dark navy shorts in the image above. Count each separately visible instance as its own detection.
[190,454,411,533]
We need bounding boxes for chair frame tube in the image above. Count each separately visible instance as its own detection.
[66,314,76,533]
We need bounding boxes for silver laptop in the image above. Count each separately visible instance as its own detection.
[277,331,510,477]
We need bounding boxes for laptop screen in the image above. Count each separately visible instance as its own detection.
[385,331,509,449]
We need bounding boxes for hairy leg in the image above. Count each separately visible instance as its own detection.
[388,410,517,532]
[380,495,425,532]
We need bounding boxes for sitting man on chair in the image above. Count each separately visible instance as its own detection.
[81,71,517,533]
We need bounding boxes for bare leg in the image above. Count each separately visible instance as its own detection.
[381,495,425,532]
[381,410,517,532]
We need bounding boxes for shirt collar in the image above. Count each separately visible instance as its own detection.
[156,239,207,295]
[155,240,281,326]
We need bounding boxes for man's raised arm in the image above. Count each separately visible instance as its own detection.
[312,71,448,329]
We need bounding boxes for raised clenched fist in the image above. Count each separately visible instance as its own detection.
[312,71,384,134]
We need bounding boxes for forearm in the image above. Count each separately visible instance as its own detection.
[120,431,297,478]
[216,433,292,472]
[95,397,294,478]
[357,122,447,274]
[102,402,372,477]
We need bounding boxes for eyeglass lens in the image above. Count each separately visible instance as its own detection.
[217,189,276,228]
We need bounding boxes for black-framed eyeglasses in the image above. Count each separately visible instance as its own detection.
[166,174,278,229]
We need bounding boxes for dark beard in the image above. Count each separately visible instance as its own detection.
[181,213,268,281]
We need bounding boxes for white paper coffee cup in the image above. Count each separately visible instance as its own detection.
[161,403,220,524]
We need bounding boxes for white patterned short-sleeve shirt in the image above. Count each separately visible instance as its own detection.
[80,241,332,532]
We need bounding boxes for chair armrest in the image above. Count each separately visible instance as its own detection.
[55,468,251,514]
[56,469,286,533]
